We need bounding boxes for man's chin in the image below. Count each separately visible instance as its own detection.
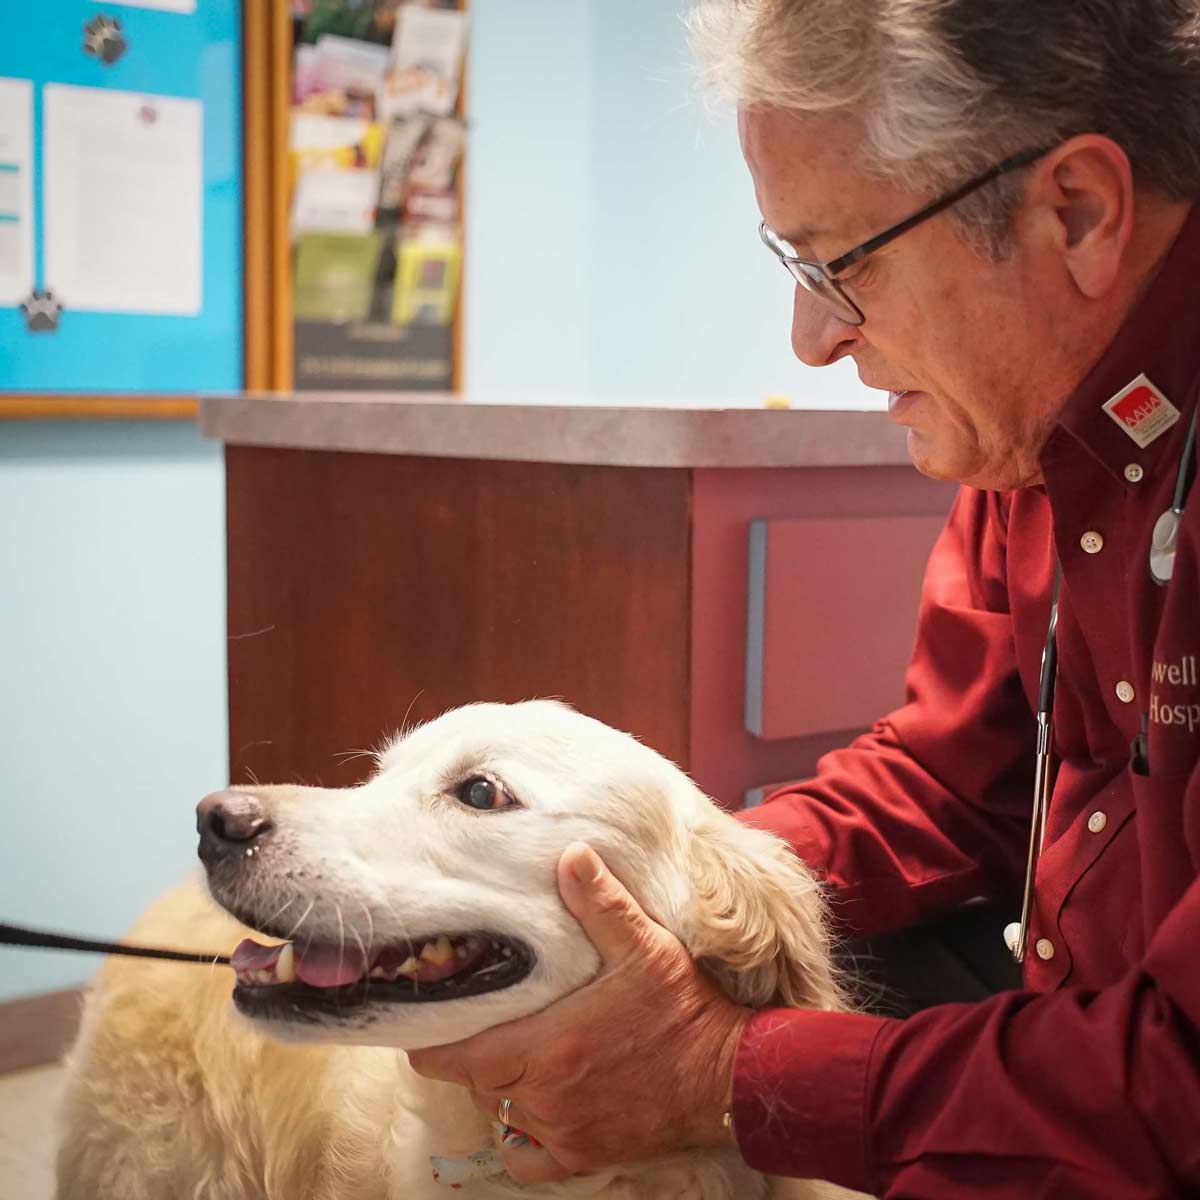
[904,428,958,482]
[906,428,1038,491]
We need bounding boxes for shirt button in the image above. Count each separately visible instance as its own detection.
[1124,464,1144,483]
[1088,811,1108,834]
[1081,531,1105,554]
[1035,938,1056,961]
[1115,680,1135,703]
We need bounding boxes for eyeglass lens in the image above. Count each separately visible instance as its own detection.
[786,263,863,326]
[760,224,863,325]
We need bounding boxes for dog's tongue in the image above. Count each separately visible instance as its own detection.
[231,938,283,972]
[231,938,367,988]
[294,943,368,988]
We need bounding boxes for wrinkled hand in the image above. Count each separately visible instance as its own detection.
[407,842,748,1185]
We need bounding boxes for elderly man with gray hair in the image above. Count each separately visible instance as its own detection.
[411,2,1200,1195]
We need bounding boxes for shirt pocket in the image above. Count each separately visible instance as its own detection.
[1061,807,1142,979]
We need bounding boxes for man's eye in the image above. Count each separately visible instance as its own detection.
[455,776,515,811]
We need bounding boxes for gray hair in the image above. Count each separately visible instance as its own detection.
[688,0,1200,248]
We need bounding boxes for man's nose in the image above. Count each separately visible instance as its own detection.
[197,789,273,865]
[791,286,860,368]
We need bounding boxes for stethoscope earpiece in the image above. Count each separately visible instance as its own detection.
[1149,507,1181,586]
[1149,407,1197,588]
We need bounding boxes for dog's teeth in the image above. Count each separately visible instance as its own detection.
[421,936,454,966]
[275,943,296,984]
[368,964,390,980]
[455,944,468,959]
[397,955,420,976]
[501,947,513,958]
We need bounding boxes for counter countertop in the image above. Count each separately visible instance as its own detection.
[200,391,909,469]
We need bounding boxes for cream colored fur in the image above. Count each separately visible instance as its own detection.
[56,701,866,1200]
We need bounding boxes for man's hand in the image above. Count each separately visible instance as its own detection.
[407,842,748,1185]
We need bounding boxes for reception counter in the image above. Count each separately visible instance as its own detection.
[202,393,956,808]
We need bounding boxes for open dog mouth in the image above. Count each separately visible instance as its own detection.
[231,931,534,1021]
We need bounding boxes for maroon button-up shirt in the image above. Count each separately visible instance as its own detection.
[733,206,1200,1198]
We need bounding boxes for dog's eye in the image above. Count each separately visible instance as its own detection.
[456,776,514,812]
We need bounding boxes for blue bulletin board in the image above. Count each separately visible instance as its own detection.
[0,1,242,397]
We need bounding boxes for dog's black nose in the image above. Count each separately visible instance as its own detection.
[197,790,272,865]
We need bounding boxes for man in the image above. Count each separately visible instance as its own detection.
[410,1,1200,1194]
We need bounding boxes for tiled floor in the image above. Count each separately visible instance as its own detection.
[0,1063,67,1200]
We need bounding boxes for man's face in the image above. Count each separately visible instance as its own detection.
[740,107,1089,490]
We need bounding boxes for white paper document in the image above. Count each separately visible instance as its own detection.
[0,77,34,307]
[95,0,197,13]
[43,84,203,316]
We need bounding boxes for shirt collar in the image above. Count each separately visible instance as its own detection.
[1045,203,1200,482]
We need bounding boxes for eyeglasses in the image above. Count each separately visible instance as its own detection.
[758,145,1052,326]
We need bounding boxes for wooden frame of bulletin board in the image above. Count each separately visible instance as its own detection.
[1,0,464,418]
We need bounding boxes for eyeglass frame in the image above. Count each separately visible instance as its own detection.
[758,144,1054,326]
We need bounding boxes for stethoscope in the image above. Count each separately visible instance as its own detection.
[1005,407,1198,964]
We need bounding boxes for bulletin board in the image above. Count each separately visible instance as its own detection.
[0,1,243,418]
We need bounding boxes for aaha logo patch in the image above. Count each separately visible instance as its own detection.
[1102,374,1181,448]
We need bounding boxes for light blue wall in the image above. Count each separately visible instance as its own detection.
[0,424,227,1001]
[465,0,878,408]
[465,0,594,396]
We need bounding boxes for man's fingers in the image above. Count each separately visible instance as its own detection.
[557,842,659,966]
[406,1043,470,1085]
[409,1033,532,1093]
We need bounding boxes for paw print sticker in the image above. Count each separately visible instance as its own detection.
[83,14,127,65]
[21,289,64,334]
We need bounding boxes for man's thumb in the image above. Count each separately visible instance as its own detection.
[557,842,652,966]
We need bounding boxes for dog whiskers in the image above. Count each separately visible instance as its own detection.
[358,901,376,961]
[400,690,425,739]
[335,901,346,973]
[282,898,316,943]
[260,895,296,933]
[333,748,376,767]
[373,894,416,958]
[350,922,370,1001]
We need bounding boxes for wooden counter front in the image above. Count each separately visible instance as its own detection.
[212,395,955,807]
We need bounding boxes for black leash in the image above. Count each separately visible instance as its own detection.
[0,921,230,966]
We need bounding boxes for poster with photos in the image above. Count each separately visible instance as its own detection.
[289,0,466,391]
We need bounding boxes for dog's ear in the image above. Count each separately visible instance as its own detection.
[680,818,843,1012]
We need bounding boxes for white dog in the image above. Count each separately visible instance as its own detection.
[56,701,861,1200]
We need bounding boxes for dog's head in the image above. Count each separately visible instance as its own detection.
[200,701,840,1049]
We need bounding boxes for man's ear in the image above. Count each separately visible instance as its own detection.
[1028,134,1135,299]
